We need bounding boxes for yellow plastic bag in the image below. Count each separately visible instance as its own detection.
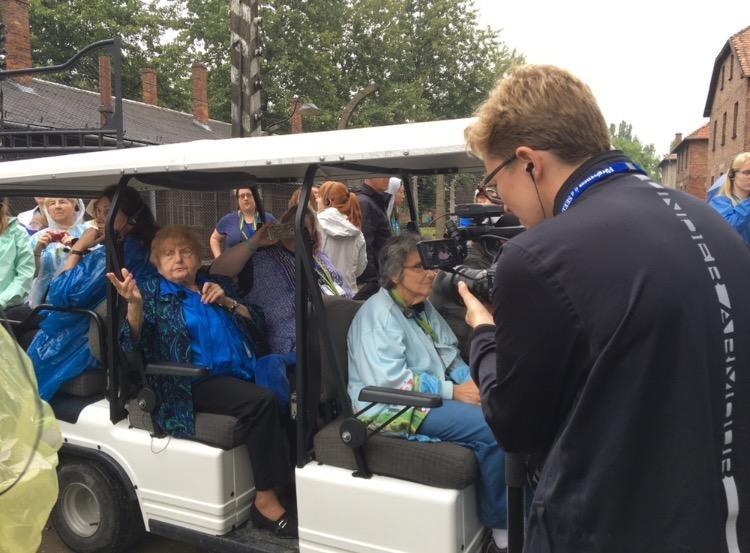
[0,325,62,553]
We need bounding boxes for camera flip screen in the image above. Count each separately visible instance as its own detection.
[417,239,463,269]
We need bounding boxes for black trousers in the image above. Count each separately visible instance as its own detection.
[192,376,291,491]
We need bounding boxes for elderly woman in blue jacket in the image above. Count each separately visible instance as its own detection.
[347,233,508,552]
[107,225,296,539]
[709,151,750,244]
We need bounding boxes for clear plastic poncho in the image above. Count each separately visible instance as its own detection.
[0,324,62,553]
[28,199,88,307]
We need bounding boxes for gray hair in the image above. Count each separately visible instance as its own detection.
[378,233,422,289]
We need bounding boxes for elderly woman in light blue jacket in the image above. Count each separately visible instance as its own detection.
[347,233,508,552]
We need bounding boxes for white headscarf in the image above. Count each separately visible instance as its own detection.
[43,199,86,231]
[386,177,403,219]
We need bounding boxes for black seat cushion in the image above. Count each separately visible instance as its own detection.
[126,398,248,450]
[192,412,250,449]
[314,417,478,489]
[60,369,106,397]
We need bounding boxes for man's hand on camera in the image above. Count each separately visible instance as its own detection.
[453,379,481,405]
[457,281,494,328]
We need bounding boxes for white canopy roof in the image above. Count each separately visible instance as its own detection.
[0,118,484,194]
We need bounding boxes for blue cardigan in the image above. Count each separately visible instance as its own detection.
[120,275,266,437]
[347,287,470,436]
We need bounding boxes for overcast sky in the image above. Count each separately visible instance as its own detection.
[474,0,750,157]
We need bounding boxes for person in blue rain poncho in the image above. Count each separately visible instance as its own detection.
[27,186,159,400]
[708,151,750,245]
[28,198,88,307]
[346,233,508,552]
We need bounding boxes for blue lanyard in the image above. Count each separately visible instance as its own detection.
[560,161,645,213]
[238,211,256,241]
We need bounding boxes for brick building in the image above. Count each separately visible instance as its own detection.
[704,25,750,182]
[0,0,299,252]
[670,125,709,199]
[658,153,677,188]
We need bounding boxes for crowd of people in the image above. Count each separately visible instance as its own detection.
[0,176,407,541]
[3,64,750,551]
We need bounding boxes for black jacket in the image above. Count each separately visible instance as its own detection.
[470,151,750,553]
[356,184,392,285]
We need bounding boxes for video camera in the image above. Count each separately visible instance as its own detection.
[416,204,524,302]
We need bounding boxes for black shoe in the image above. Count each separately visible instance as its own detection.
[250,503,298,539]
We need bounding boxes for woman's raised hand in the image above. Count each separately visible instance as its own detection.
[105,268,142,304]
[200,281,226,305]
[251,223,278,248]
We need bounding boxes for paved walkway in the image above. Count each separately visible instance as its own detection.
[38,523,203,553]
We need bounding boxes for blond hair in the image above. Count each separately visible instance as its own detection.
[719,151,750,202]
[150,225,203,267]
[0,199,8,235]
[465,64,611,162]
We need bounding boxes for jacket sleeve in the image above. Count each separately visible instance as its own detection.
[355,232,368,277]
[358,199,379,282]
[0,226,35,309]
[47,248,107,308]
[349,311,449,401]
[709,195,750,232]
[119,280,158,362]
[469,243,590,454]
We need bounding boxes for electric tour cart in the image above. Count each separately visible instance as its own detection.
[0,118,527,553]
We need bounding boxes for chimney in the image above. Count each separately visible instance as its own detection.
[191,61,209,124]
[1,0,32,84]
[290,96,303,134]
[141,68,157,106]
[98,56,113,126]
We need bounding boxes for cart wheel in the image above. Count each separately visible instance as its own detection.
[52,460,144,553]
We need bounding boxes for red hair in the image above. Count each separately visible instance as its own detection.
[319,181,362,229]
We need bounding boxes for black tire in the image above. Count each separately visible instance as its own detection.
[51,459,144,553]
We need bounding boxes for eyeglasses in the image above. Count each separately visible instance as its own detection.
[404,262,436,273]
[238,193,254,200]
[481,153,517,187]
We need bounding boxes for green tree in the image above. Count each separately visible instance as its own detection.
[28,0,523,131]
[609,121,661,179]
[29,0,181,106]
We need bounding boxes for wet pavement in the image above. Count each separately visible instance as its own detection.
[38,523,203,553]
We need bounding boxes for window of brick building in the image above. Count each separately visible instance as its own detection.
[713,120,717,151]
[733,102,739,139]
[721,65,725,90]
[730,54,734,80]
[722,112,727,146]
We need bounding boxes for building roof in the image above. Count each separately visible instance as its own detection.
[0,78,231,145]
[671,123,710,153]
[704,25,750,117]
[659,153,677,168]
[687,123,710,140]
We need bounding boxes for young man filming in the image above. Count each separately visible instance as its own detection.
[458,64,750,553]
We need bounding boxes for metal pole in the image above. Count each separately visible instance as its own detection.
[230,0,262,137]
[111,39,124,148]
[435,174,446,237]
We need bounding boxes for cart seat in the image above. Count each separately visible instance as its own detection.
[312,296,479,490]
